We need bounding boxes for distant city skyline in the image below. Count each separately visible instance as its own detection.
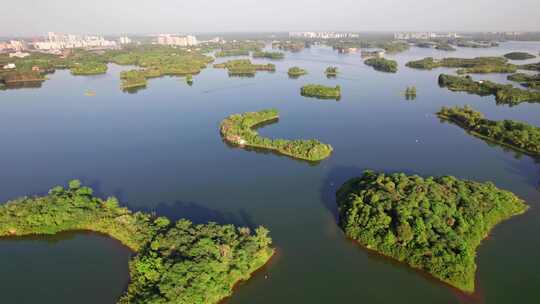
[1,0,540,37]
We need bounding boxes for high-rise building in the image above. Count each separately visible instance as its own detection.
[157,34,198,46]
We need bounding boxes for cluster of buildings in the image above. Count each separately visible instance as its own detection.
[394,32,460,40]
[156,34,197,46]
[289,32,359,39]
[32,32,119,51]
[0,40,26,52]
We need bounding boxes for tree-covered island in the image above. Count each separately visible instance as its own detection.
[287,66,308,78]
[520,62,540,71]
[213,59,275,76]
[220,109,333,162]
[406,57,517,74]
[0,180,274,304]
[438,74,540,106]
[252,51,285,60]
[364,57,398,73]
[437,105,540,156]
[300,84,341,100]
[325,66,339,77]
[503,52,536,60]
[507,73,540,89]
[336,170,528,293]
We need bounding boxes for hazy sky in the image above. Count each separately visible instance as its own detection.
[3,0,539,36]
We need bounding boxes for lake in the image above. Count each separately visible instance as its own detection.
[1,41,539,303]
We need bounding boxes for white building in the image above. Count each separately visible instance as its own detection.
[157,34,198,46]
[289,32,359,39]
[3,63,16,70]
[9,51,30,58]
[34,32,117,50]
[119,36,132,44]
[394,32,460,40]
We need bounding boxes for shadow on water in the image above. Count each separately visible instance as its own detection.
[320,166,486,303]
[131,200,257,230]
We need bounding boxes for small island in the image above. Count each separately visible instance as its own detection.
[503,52,536,60]
[435,43,456,51]
[0,180,274,304]
[252,51,285,60]
[325,66,339,77]
[214,59,275,76]
[220,109,333,162]
[406,57,517,74]
[437,105,540,156]
[364,57,398,73]
[336,170,528,293]
[287,66,308,78]
[404,86,417,100]
[300,84,341,100]
[438,74,540,106]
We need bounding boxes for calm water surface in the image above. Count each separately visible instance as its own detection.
[1,42,539,303]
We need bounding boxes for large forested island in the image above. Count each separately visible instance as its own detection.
[220,109,333,162]
[438,74,540,106]
[364,57,398,73]
[438,105,540,156]
[300,84,341,99]
[336,171,528,293]
[213,59,275,76]
[406,57,517,74]
[252,51,285,60]
[0,180,274,304]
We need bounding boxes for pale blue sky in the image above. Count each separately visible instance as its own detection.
[3,0,540,36]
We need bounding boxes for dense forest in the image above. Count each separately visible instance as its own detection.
[437,105,540,156]
[0,181,274,304]
[336,171,528,292]
[220,109,333,162]
[438,74,540,106]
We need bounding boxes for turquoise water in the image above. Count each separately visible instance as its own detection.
[1,41,539,303]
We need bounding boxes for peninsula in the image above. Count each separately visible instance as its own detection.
[0,180,274,304]
[220,109,333,162]
[406,57,517,74]
[336,170,528,293]
[437,105,540,156]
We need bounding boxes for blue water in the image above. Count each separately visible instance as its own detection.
[1,41,539,303]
